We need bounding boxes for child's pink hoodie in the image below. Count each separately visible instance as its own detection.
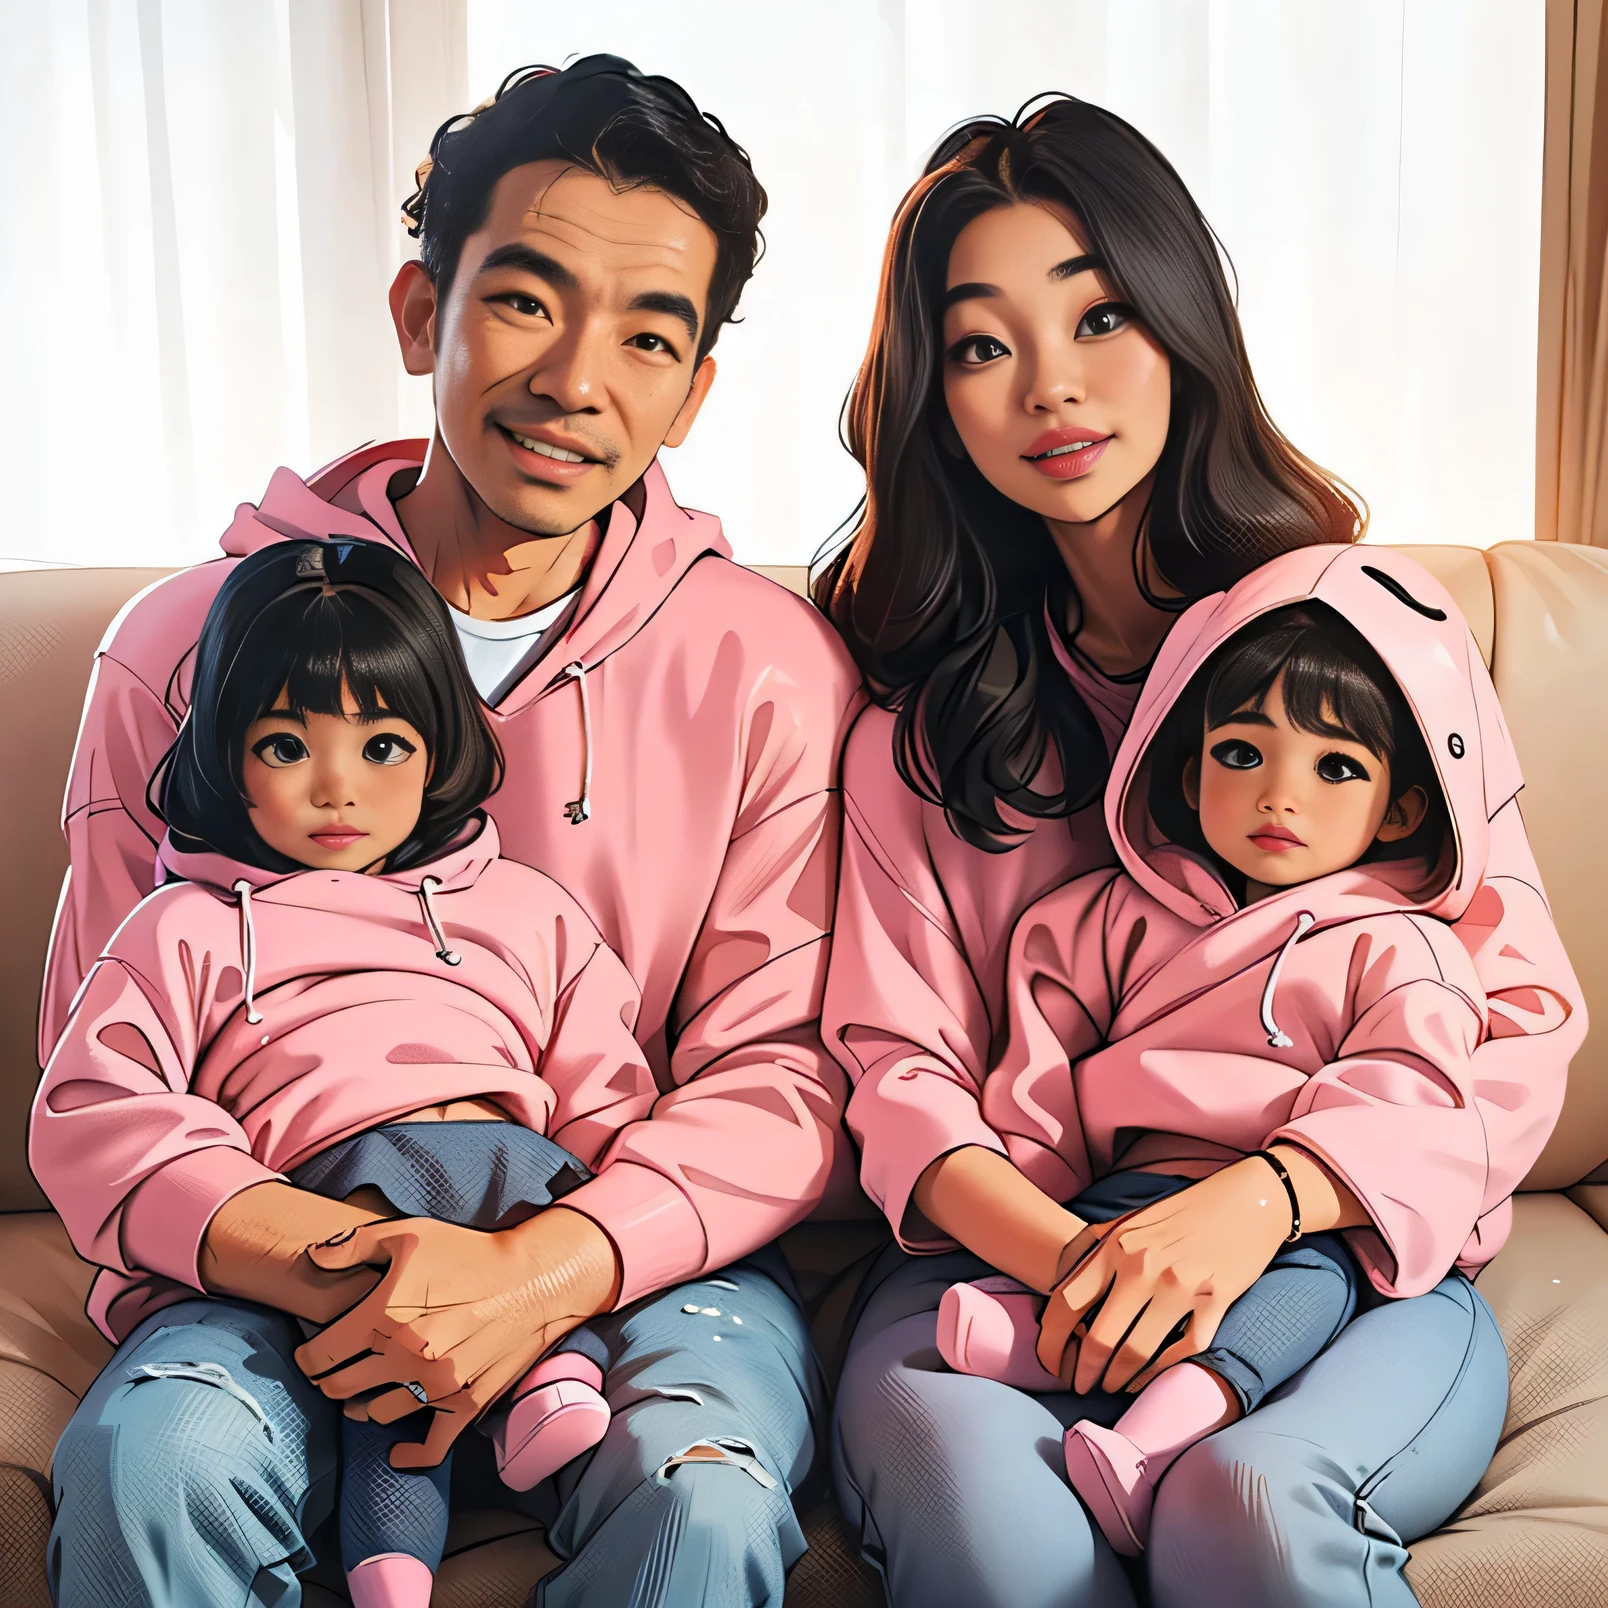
[829,546,1583,1278]
[31,818,654,1342]
[39,445,863,1307]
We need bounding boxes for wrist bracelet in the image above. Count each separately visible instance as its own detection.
[1251,1149,1302,1243]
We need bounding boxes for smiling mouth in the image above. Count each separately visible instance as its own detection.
[1028,437,1109,460]
[504,427,594,465]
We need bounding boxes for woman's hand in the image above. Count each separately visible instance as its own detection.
[1036,1158,1296,1394]
[291,1206,620,1469]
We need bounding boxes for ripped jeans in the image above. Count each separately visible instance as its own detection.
[49,1245,824,1608]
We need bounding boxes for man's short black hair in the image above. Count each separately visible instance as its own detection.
[402,54,766,363]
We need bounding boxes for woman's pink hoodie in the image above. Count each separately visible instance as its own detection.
[829,546,1584,1276]
[39,445,863,1308]
[31,818,655,1342]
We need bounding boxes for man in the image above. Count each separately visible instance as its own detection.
[44,56,860,1607]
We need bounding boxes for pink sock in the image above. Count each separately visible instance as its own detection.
[347,1552,434,1608]
[513,1351,605,1399]
[1111,1361,1240,1478]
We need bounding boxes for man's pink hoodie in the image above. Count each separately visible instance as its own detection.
[40,444,863,1307]
[32,819,654,1342]
[829,546,1584,1275]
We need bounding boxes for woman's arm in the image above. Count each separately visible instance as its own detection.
[912,1146,1089,1293]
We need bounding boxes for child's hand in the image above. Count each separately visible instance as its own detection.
[290,1206,620,1470]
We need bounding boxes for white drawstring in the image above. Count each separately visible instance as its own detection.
[1260,911,1316,1048]
[417,877,461,966]
[231,880,263,1024]
[563,660,593,824]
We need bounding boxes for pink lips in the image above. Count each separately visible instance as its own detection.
[1248,827,1305,853]
[310,830,367,850]
[1022,426,1114,481]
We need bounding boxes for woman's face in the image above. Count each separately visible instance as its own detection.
[941,200,1172,525]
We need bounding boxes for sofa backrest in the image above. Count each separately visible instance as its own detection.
[0,545,1604,1211]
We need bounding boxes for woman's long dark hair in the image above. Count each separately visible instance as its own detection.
[157,539,503,875]
[813,96,1365,850]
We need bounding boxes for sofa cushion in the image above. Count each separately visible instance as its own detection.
[1404,1192,1608,1607]
[0,567,170,1212]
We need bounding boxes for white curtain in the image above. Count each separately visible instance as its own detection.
[0,0,1543,569]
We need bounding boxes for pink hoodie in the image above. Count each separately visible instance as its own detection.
[829,547,1584,1275]
[31,819,655,1341]
[40,444,863,1307]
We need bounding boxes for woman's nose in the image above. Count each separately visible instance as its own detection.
[1021,339,1086,413]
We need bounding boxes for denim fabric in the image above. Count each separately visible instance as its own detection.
[832,1246,1506,1608]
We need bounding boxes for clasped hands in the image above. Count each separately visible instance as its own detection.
[1035,1155,1298,1396]
[290,1207,616,1470]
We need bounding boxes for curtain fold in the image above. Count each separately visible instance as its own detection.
[1539,0,1608,544]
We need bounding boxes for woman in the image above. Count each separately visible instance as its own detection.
[815,97,1581,1607]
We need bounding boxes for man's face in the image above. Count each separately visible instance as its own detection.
[398,160,720,535]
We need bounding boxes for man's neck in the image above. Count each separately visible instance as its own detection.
[1044,472,1179,678]
[394,431,602,621]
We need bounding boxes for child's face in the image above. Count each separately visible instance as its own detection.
[1181,671,1427,902]
[243,687,427,873]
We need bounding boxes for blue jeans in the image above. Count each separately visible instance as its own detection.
[50,1246,825,1608]
[832,1246,1507,1608]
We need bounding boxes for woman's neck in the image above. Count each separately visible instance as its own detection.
[1043,471,1179,678]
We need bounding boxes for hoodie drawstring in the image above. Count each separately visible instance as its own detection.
[563,660,593,824]
[417,877,462,966]
[1260,911,1316,1048]
[231,880,263,1025]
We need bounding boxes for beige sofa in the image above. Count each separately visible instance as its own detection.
[1,545,1606,1606]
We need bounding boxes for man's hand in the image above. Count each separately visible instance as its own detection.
[292,1206,621,1470]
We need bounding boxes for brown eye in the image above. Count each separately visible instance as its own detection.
[363,733,417,767]
[1316,752,1370,784]
[1210,739,1262,770]
[946,334,1009,365]
[252,734,308,767]
[1075,302,1133,338]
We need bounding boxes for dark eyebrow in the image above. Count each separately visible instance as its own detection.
[627,289,700,345]
[1049,253,1103,282]
[1209,708,1276,731]
[941,280,999,312]
[261,708,307,726]
[474,243,578,290]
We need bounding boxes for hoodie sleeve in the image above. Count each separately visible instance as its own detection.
[1443,797,1584,1245]
[823,715,1091,1253]
[40,651,182,1064]
[30,939,281,1294]
[1267,915,1497,1298]
[555,624,863,1306]
[980,873,1132,1205]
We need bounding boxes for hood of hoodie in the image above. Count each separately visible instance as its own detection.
[1106,544,1521,929]
[156,812,501,898]
[219,441,733,716]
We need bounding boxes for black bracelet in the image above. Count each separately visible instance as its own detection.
[1251,1150,1302,1243]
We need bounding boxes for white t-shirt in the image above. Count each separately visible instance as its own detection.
[448,588,579,705]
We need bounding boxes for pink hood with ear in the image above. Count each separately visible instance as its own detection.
[977,546,1583,1297]
[1108,543,1518,927]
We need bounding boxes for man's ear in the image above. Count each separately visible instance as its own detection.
[663,356,718,449]
[1181,754,1201,811]
[390,262,439,377]
[1374,784,1429,844]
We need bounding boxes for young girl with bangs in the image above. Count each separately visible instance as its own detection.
[816,96,1580,1607]
[33,539,655,1608]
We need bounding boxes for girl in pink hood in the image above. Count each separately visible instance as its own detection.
[32,539,658,1608]
[937,555,1515,1556]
